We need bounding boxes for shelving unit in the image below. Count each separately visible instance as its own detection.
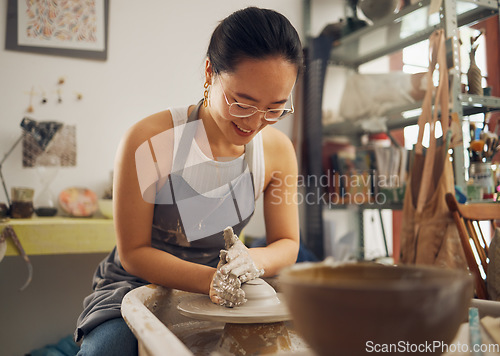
[327,0,499,67]
[302,0,500,260]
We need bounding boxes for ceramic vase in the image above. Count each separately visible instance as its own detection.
[467,51,483,95]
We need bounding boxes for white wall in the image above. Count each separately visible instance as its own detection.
[0,0,305,236]
[0,1,312,354]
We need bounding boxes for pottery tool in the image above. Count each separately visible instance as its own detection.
[469,307,483,356]
[1,225,32,291]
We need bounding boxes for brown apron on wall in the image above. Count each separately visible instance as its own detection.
[400,29,467,269]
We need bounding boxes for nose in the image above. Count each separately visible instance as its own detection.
[246,111,267,129]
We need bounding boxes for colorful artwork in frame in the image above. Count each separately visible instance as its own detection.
[5,0,109,60]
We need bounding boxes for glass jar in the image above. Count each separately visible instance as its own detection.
[34,153,60,217]
[11,187,34,219]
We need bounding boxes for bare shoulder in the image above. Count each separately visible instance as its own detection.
[120,110,174,152]
[114,109,176,204]
[261,126,296,164]
[261,126,297,187]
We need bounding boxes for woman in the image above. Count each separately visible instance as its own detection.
[76,7,302,355]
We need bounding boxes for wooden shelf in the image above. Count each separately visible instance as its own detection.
[1,217,116,256]
[323,95,500,137]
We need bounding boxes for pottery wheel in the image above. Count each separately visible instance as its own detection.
[177,278,291,323]
[177,293,290,323]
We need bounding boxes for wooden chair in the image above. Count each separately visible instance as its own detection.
[445,192,500,299]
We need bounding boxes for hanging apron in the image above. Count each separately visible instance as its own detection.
[75,101,256,342]
[399,30,466,269]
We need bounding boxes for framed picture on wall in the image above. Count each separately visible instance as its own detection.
[5,0,109,60]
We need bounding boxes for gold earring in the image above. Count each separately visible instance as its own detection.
[203,81,210,107]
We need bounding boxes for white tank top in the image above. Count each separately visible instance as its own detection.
[169,106,265,200]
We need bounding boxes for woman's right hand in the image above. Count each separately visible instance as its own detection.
[209,226,264,307]
[209,269,246,307]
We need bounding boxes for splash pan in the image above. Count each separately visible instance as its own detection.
[121,280,308,356]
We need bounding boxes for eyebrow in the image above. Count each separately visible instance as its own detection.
[234,92,289,105]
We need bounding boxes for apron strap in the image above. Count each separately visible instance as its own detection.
[228,181,242,222]
[171,100,204,173]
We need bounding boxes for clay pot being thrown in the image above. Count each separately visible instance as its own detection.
[239,278,281,309]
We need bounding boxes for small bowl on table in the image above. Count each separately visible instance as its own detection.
[97,199,113,219]
[279,262,473,356]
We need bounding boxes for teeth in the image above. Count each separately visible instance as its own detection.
[235,124,251,133]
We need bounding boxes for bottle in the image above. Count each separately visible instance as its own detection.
[34,153,60,217]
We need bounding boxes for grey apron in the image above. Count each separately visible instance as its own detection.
[75,101,256,342]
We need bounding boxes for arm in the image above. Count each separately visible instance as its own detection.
[248,127,300,276]
[114,111,216,295]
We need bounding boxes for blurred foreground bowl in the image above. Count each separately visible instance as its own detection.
[280,262,473,356]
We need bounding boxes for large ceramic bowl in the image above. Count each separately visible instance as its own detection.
[280,262,473,356]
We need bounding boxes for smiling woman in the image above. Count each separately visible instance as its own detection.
[204,56,298,147]
[75,6,303,356]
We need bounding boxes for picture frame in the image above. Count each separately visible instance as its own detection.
[5,0,109,61]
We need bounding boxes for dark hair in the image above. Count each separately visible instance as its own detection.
[207,7,303,76]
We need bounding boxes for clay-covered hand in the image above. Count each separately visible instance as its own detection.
[209,269,247,307]
[219,226,264,283]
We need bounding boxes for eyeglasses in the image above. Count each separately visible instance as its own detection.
[218,77,294,123]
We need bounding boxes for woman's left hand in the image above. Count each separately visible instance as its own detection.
[219,227,264,283]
